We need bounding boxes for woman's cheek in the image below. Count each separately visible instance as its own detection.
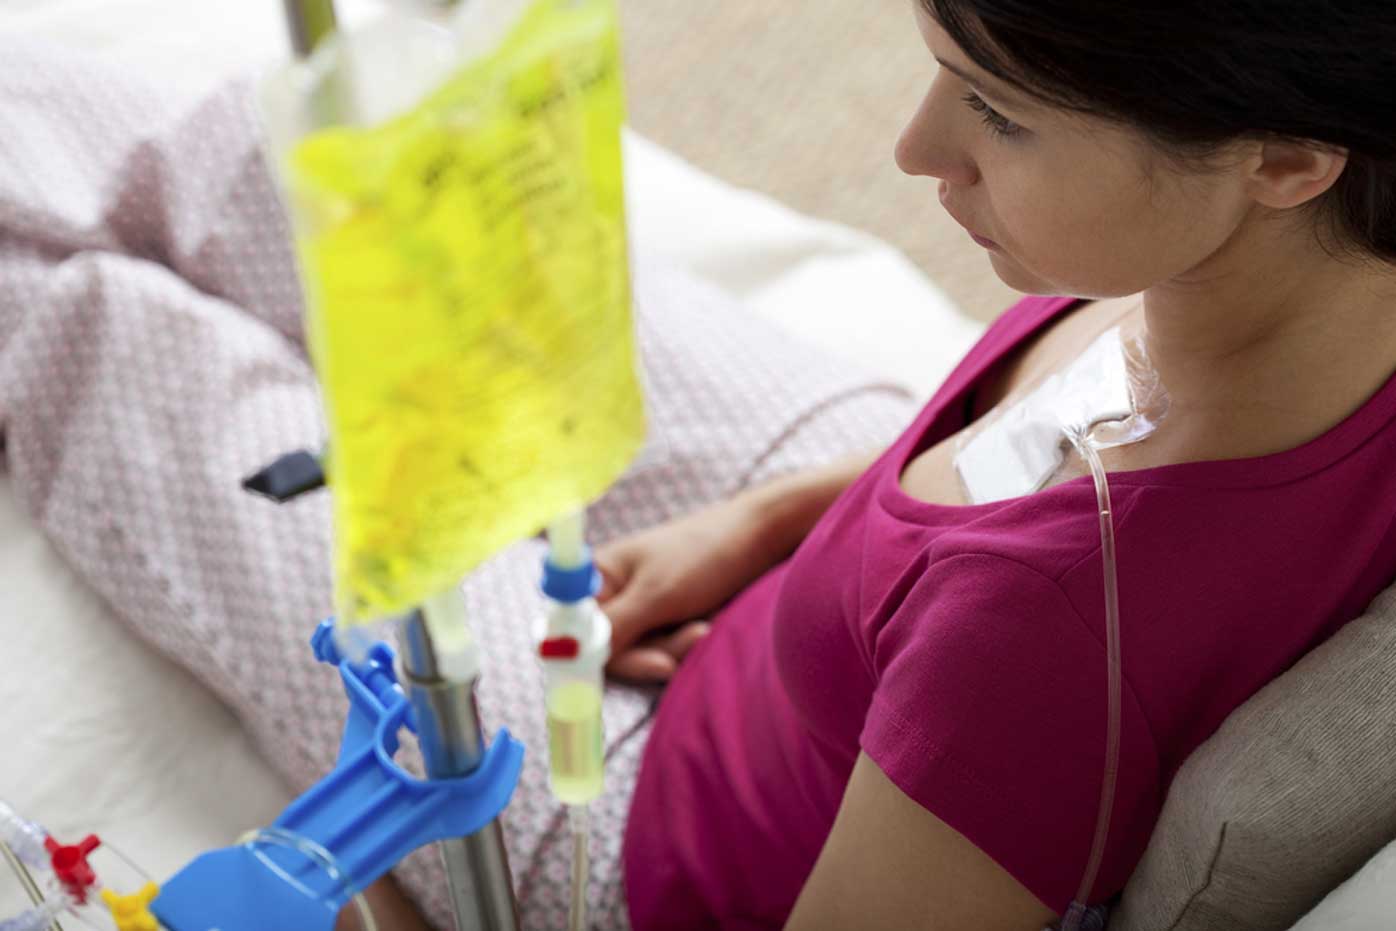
[997,202,1079,272]
[995,212,1128,297]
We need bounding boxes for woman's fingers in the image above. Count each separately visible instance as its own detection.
[592,548,629,602]
[594,548,651,652]
[607,645,676,683]
[594,537,712,669]
[661,620,712,663]
[606,620,712,684]
[601,585,653,655]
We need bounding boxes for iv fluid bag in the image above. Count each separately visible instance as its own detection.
[280,0,645,622]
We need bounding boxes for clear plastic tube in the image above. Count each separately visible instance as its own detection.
[1059,427,1122,931]
[0,800,49,870]
[236,828,378,931]
[100,838,158,888]
[0,896,71,931]
[568,805,590,931]
[550,510,588,570]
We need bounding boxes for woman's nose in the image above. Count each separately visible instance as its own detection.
[894,79,978,187]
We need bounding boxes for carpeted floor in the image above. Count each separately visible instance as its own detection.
[618,0,1018,322]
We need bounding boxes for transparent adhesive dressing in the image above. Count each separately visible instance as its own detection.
[952,320,1168,929]
[954,322,1169,506]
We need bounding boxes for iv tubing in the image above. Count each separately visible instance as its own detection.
[0,896,69,931]
[0,801,47,870]
[568,805,590,931]
[0,839,44,911]
[546,510,597,931]
[1060,429,1122,931]
[549,510,588,570]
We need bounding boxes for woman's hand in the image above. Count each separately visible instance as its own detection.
[595,447,882,683]
[594,496,779,683]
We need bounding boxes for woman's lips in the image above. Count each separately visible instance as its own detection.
[938,184,999,250]
[952,213,999,250]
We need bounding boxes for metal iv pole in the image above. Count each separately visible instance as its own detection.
[398,607,521,931]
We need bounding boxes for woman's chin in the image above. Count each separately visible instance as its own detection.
[986,248,1053,295]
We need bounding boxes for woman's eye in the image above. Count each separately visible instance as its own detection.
[961,91,1023,140]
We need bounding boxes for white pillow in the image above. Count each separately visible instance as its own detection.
[1288,839,1396,931]
[623,133,984,401]
[0,473,291,890]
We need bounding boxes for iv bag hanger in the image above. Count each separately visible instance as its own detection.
[284,0,338,57]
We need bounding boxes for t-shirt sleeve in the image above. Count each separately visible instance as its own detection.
[858,552,1161,914]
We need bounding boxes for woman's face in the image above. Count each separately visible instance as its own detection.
[899,9,1255,299]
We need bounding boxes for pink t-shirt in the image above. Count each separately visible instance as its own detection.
[623,294,1396,928]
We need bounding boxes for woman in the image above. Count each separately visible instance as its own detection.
[607,2,1396,928]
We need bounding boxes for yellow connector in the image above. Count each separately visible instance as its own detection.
[102,882,161,931]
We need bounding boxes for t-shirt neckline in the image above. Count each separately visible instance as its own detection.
[880,295,1396,522]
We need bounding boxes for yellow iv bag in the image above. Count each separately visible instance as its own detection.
[284,0,645,622]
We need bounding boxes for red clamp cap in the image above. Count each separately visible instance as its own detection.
[539,636,580,659]
[45,833,101,903]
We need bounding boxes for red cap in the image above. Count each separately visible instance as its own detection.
[46,833,101,903]
[539,636,581,659]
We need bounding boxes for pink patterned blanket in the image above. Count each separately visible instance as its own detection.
[0,42,915,928]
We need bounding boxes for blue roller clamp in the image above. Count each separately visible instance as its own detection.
[152,620,526,931]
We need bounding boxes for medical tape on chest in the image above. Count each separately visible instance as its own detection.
[954,324,1169,504]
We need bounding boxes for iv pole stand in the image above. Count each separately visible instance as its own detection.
[278,4,524,928]
[398,610,522,931]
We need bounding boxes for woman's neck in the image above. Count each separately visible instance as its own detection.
[1138,212,1396,459]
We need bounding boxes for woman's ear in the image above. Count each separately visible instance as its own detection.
[1245,139,1348,210]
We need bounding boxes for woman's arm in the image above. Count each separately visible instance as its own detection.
[784,752,1057,931]
[744,447,883,563]
[597,446,883,681]
[335,876,431,931]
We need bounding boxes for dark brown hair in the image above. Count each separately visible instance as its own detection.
[924,0,1396,264]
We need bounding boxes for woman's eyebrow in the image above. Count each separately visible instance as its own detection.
[933,56,1034,110]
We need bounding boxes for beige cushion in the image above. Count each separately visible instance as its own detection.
[1111,582,1396,930]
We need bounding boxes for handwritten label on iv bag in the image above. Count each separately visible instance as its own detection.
[286,0,645,622]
